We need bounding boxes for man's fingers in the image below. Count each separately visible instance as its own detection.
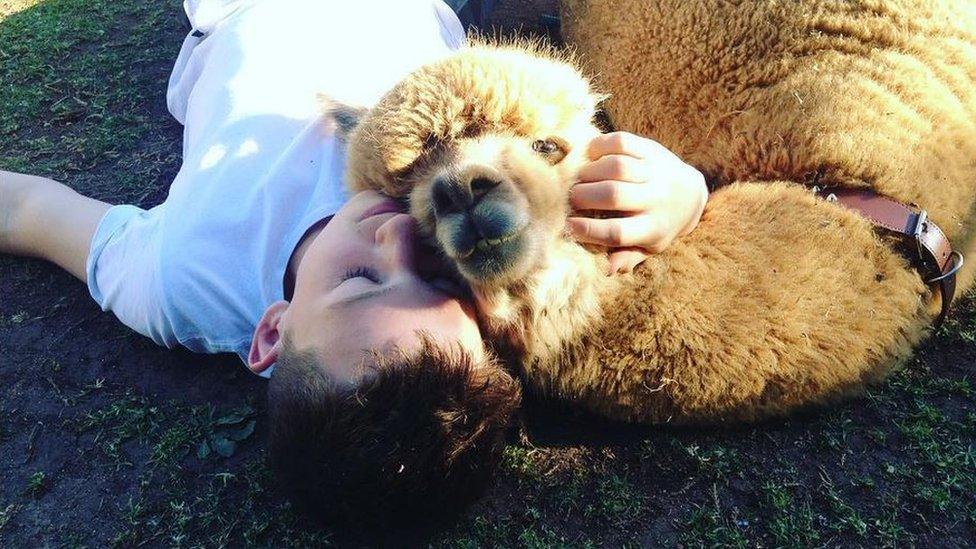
[566,214,670,250]
[577,154,653,184]
[570,180,662,211]
[607,248,650,275]
[586,131,679,162]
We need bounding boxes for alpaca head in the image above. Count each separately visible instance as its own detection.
[327,43,608,335]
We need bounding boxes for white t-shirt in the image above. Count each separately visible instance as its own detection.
[85,0,465,377]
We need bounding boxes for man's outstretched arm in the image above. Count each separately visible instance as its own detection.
[0,169,112,283]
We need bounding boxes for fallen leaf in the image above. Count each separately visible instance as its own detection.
[210,437,236,458]
[226,419,256,442]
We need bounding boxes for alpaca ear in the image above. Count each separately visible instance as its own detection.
[317,93,367,140]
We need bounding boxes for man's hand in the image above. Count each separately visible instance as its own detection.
[567,132,708,274]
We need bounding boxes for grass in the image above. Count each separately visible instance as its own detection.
[1,0,975,546]
[76,391,260,468]
[108,460,334,548]
[0,0,181,203]
[592,474,644,524]
[0,504,17,532]
[24,472,46,497]
[682,485,749,548]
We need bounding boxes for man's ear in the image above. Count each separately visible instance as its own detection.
[317,93,367,141]
[248,300,289,374]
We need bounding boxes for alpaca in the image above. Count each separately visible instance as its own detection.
[326,11,976,422]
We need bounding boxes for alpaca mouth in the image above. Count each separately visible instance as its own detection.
[427,170,532,283]
[452,229,527,281]
[455,229,522,259]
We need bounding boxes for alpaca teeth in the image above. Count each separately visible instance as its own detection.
[459,232,518,258]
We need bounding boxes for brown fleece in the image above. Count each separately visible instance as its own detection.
[561,0,976,284]
[553,0,976,422]
[333,0,976,423]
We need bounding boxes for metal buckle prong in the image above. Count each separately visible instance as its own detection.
[912,209,928,239]
[912,209,929,264]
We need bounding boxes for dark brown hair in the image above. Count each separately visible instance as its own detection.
[266,335,521,526]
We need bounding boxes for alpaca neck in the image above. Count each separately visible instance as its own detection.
[474,243,616,365]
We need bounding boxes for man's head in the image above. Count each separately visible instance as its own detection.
[247,189,521,524]
[267,334,520,525]
[247,189,483,380]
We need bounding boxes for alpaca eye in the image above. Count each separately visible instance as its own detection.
[531,138,568,164]
[532,139,560,155]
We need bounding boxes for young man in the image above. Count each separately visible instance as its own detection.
[0,0,706,525]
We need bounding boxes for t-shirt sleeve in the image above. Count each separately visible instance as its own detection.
[433,0,466,51]
[86,205,180,348]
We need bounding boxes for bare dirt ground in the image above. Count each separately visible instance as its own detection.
[1,0,974,547]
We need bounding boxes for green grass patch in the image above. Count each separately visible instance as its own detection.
[77,391,258,467]
[0,503,18,532]
[592,474,643,524]
[24,471,47,497]
[0,0,181,202]
[681,485,748,548]
[501,444,546,483]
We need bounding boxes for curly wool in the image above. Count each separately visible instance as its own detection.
[337,0,976,425]
[554,0,976,422]
[561,0,976,283]
[344,40,604,198]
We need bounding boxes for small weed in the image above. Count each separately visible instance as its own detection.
[25,471,47,497]
[683,443,740,478]
[762,481,792,511]
[60,531,88,549]
[551,470,588,516]
[152,424,196,465]
[821,478,868,537]
[196,405,257,459]
[874,495,912,547]
[517,523,567,548]
[0,503,18,531]
[868,428,888,444]
[78,393,162,464]
[592,475,643,524]
[821,411,855,451]
[916,484,953,513]
[761,482,821,547]
[449,515,511,548]
[502,445,544,483]
[965,412,976,432]
[681,485,748,548]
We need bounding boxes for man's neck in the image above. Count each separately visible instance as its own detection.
[283,215,332,300]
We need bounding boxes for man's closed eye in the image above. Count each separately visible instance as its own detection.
[341,267,381,284]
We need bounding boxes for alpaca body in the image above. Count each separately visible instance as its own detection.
[331,0,976,422]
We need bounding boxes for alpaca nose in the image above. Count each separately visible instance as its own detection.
[431,175,501,216]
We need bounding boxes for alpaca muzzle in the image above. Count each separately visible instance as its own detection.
[429,172,529,281]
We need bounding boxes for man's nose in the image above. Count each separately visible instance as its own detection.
[375,213,416,271]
